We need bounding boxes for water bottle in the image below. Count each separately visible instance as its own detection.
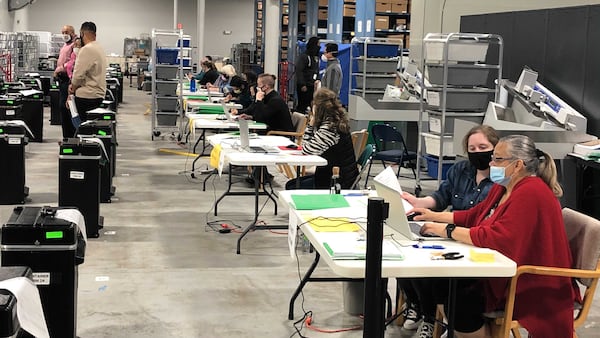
[330,166,341,194]
[190,78,196,92]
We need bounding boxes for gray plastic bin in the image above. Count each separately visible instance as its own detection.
[155,80,178,96]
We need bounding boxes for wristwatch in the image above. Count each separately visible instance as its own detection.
[445,224,457,239]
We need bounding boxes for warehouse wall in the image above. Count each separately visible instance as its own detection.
[0,0,14,31]
[0,0,254,63]
[203,0,255,61]
[410,0,600,63]
[23,0,197,55]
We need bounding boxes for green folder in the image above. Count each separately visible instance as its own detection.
[291,194,349,210]
[186,95,209,100]
[197,106,225,114]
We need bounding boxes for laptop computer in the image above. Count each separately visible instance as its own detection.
[221,102,237,122]
[238,118,279,153]
[373,180,447,241]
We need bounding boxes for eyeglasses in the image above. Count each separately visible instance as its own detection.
[490,155,516,163]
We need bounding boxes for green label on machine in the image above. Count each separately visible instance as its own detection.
[98,130,107,136]
[103,115,111,120]
[0,128,3,133]
[46,231,64,239]
[33,95,40,99]
[7,100,13,104]
[62,148,74,154]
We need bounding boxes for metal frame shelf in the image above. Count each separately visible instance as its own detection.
[150,28,185,140]
[415,32,503,194]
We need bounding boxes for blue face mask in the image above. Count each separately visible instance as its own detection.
[490,163,514,187]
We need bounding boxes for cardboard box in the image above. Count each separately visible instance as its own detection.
[343,4,356,16]
[298,2,306,11]
[318,9,328,20]
[392,2,409,13]
[319,0,327,6]
[376,2,392,13]
[375,16,389,30]
[299,13,307,22]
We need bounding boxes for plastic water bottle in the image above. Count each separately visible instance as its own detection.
[330,166,341,194]
[190,78,196,92]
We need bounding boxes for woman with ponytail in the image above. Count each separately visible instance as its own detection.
[412,135,578,338]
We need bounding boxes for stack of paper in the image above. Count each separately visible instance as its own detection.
[573,139,600,159]
[322,239,404,260]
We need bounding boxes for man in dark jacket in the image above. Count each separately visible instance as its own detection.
[234,73,293,133]
[295,37,320,114]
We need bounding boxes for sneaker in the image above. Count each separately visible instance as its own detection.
[417,321,435,338]
[402,303,421,330]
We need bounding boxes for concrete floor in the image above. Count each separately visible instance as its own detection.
[1,85,599,337]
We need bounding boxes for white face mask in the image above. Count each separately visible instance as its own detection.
[62,34,71,42]
[321,54,328,63]
[73,48,80,55]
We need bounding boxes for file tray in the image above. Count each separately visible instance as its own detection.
[426,64,491,87]
[156,48,179,65]
[425,40,489,62]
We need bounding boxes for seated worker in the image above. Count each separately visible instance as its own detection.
[187,55,212,82]
[232,73,294,185]
[223,75,252,108]
[197,60,219,87]
[207,64,236,93]
[285,88,358,190]
[413,135,578,338]
[397,125,499,337]
[232,73,293,134]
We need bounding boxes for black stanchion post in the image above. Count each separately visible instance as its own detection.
[363,197,388,338]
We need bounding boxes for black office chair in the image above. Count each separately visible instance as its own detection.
[365,124,417,187]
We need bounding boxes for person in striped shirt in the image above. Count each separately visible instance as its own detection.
[286,88,358,189]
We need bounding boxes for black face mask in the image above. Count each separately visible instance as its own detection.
[468,150,493,170]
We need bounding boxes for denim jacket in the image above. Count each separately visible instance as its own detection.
[430,160,493,211]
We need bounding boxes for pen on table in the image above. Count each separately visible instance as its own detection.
[412,244,445,249]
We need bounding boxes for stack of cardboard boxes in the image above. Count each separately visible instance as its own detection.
[375,0,410,30]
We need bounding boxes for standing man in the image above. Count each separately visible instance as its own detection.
[54,25,77,138]
[69,21,107,123]
[319,43,343,97]
[295,37,320,115]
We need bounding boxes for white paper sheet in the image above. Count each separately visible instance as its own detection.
[373,167,414,213]
[55,209,87,244]
[0,277,49,338]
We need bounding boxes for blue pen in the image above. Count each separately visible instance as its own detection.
[412,244,445,249]
[343,193,366,197]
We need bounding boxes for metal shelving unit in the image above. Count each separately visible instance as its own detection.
[415,32,503,193]
[350,37,403,102]
[150,28,185,140]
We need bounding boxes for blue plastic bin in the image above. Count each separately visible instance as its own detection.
[425,155,453,180]
[353,43,399,57]
[156,49,179,65]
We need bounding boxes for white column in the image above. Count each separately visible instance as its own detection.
[263,0,281,79]
[197,0,206,62]
[173,0,179,29]
[12,7,29,31]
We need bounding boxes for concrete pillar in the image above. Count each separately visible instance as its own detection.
[306,0,319,38]
[355,0,375,38]
[263,0,281,79]
[327,0,344,42]
[197,0,206,63]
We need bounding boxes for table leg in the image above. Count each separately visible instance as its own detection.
[289,252,321,319]
[214,164,234,216]
[446,279,457,338]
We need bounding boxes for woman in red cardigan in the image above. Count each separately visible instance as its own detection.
[413,135,578,338]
